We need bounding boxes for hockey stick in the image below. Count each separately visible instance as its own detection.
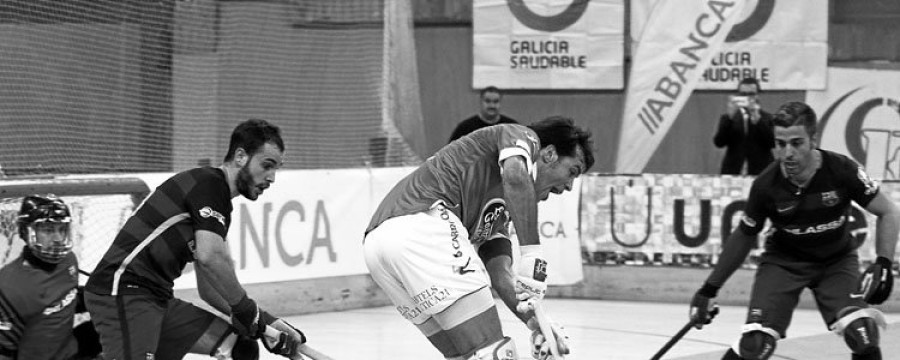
[533,300,564,360]
[264,326,335,360]
[649,306,719,360]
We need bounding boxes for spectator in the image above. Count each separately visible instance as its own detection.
[713,77,775,175]
[449,86,518,143]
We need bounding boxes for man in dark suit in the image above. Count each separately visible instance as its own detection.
[713,77,774,175]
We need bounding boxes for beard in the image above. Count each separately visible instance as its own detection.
[236,164,258,200]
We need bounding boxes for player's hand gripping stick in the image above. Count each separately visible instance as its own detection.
[263,325,334,360]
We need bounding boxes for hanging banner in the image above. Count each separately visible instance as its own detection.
[472,0,624,89]
[807,67,900,180]
[616,0,745,173]
[691,0,827,90]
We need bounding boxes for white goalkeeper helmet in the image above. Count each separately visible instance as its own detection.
[17,194,73,264]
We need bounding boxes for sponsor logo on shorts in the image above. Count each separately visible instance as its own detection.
[0,321,11,331]
[397,285,451,321]
[438,205,463,258]
[453,257,476,275]
[199,206,225,227]
[146,352,155,360]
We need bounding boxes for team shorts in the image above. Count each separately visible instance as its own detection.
[84,291,218,360]
[364,202,492,327]
[746,251,867,338]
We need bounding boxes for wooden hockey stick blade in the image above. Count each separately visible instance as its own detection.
[533,300,565,360]
[264,326,335,360]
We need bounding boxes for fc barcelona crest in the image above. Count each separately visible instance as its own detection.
[821,191,840,207]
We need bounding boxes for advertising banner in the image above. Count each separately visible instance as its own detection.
[473,0,624,89]
[698,0,828,90]
[617,0,745,173]
[580,174,892,266]
[807,67,900,180]
[634,0,827,90]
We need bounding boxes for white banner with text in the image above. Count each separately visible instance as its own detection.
[473,0,624,89]
[633,0,827,90]
[114,169,585,289]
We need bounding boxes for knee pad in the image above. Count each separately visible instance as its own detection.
[212,333,259,360]
[830,307,887,355]
[231,336,259,360]
[733,323,779,360]
[467,337,517,360]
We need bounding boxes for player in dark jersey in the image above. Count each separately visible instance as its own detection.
[365,117,594,360]
[84,119,306,360]
[689,102,900,360]
[0,195,100,360]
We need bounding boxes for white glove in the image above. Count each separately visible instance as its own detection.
[528,315,570,359]
[515,245,548,314]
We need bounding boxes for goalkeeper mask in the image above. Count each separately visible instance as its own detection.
[18,195,73,264]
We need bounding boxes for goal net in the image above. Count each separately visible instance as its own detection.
[0,177,149,273]
[0,0,425,177]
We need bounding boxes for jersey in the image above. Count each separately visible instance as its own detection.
[367,124,539,238]
[0,251,79,360]
[86,167,232,299]
[448,114,519,142]
[739,150,879,261]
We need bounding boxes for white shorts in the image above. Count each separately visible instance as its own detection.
[364,202,491,326]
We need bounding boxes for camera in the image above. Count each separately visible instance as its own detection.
[732,96,750,108]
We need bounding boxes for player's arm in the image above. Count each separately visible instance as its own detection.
[195,255,231,315]
[479,239,530,323]
[864,191,900,260]
[500,155,538,246]
[704,228,757,289]
[194,229,246,307]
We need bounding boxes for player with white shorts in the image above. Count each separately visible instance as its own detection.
[365,117,594,360]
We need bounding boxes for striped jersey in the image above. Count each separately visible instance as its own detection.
[740,150,879,261]
[0,251,79,360]
[86,167,232,299]
[366,124,538,241]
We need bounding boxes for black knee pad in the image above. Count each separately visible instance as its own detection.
[844,317,880,354]
[232,336,259,360]
[832,307,885,355]
[738,330,776,360]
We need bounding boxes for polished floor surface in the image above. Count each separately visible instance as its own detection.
[186,298,900,360]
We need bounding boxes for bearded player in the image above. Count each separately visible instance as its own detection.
[690,102,900,360]
[84,119,305,360]
[364,116,593,360]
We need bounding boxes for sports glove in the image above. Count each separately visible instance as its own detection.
[263,319,307,357]
[689,282,720,329]
[527,315,570,360]
[855,256,894,305]
[230,294,277,339]
[515,245,548,314]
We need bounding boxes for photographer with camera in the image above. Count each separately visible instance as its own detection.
[713,77,775,176]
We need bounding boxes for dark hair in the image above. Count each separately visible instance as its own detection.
[772,101,817,137]
[737,77,761,93]
[223,119,284,162]
[527,116,595,171]
[480,86,501,98]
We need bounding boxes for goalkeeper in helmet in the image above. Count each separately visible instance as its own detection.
[0,195,100,360]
